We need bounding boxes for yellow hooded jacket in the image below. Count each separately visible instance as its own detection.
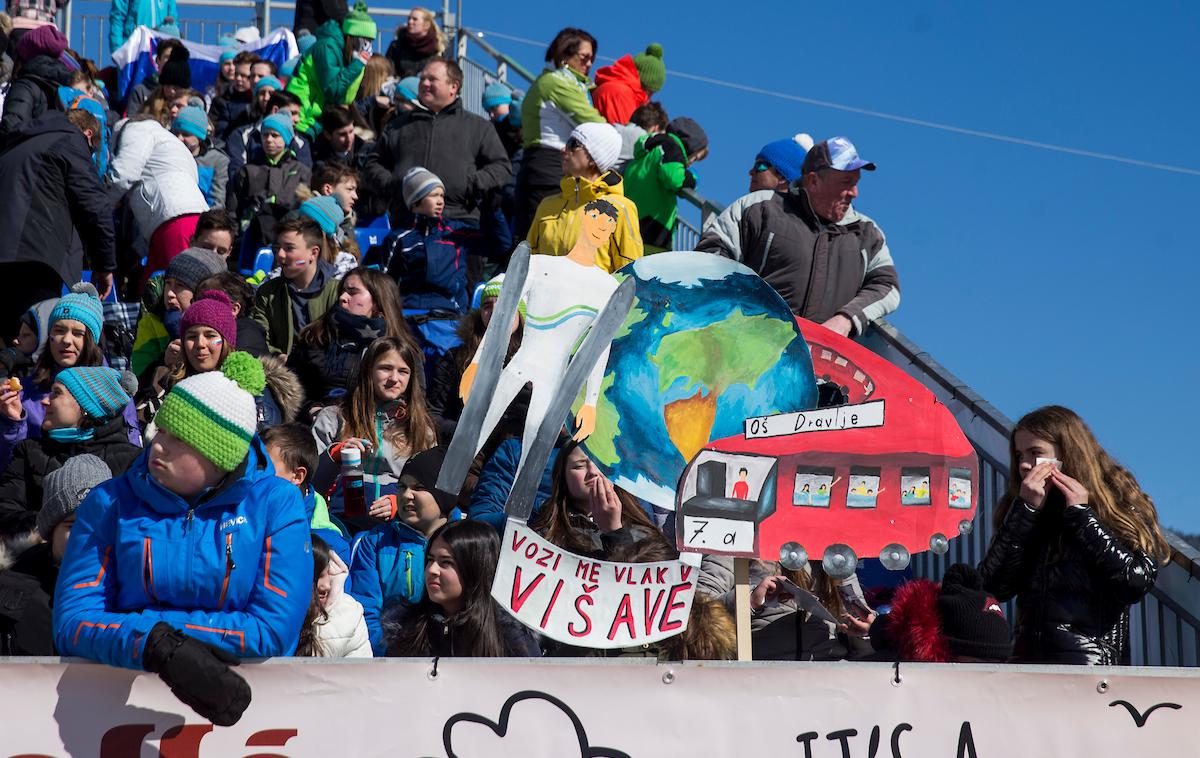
[526,171,644,273]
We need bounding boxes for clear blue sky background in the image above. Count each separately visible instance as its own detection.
[69,1,1199,531]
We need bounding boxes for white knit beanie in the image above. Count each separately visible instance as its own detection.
[571,122,622,173]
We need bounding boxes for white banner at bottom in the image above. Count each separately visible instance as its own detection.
[1,658,1197,756]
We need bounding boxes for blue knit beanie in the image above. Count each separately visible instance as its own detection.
[280,55,300,78]
[482,82,512,110]
[57,367,136,422]
[50,283,103,343]
[155,17,181,38]
[755,134,814,184]
[171,105,209,141]
[254,74,283,93]
[261,112,295,146]
[299,195,345,235]
[296,29,317,56]
[396,76,419,102]
[218,33,238,48]
[219,48,237,63]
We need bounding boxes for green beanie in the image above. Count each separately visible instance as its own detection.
[155,352,266,472]
[633,43,665,93]
[343,1,377,40]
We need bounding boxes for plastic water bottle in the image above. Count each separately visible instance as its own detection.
[341,446,366,518]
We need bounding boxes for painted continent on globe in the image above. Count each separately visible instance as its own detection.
[580,252,818,508]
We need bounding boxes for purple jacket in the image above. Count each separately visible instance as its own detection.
[0,374,142,471]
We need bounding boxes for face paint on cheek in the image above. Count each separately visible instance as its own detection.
[210,337,224,348]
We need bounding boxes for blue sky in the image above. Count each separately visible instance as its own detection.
[69,1,1199,530]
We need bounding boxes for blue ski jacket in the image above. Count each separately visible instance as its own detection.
[53,438,312,668]
[348,519,430,655]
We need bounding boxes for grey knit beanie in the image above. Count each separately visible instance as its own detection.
[401,166,444,210]
[38,454,110,539]
[165,247,229,291]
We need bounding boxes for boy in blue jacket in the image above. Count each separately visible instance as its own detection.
[53,352,312,726]
[349,445,456,655]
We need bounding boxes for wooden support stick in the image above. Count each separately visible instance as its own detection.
[734,557,752,661]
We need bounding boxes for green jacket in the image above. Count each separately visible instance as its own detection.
[520,65,604,150]
[286,20,365,135]
[250,268,341,355]
[622,132,697,251]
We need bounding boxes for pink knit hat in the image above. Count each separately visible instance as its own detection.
[16,25,68,63]
[180,290,238,349]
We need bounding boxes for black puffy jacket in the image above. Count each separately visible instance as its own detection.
[979,498,1159,665]
[0,55,71,144]
[0,414,142,538]
[0,110,117,284]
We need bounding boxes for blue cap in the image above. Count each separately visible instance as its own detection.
[280,55,300,78]
[260,112,295,147]
[299,195,344,235]
[171,105,209,141]
[219,48,237,63]
[218,33,238,48]
[254,74,283,93]
[802,136,876,175]
[50,283,103,343]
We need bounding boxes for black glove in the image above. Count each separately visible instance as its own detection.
[142,622,252,726]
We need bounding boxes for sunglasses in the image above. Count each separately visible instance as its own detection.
[565,138,585,153]
[751,161,774,174]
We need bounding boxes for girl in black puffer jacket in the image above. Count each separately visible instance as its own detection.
[288,268,414,419]
[979,405,1170,665]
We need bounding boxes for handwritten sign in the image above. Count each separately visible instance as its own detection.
[492,519,696,649]
[744,399,885,440]
[680,514,755,554]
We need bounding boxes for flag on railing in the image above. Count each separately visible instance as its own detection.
[112,26,298,104]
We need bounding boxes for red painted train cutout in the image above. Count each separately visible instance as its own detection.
[675,318,977,575]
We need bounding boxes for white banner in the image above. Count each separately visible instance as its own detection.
[491,520,696,648]
[2,658,1197,756]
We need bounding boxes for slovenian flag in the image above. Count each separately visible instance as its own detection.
[112,26,298,104]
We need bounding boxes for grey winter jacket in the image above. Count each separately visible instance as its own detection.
[697,188,899,336]
[361,96,511,223]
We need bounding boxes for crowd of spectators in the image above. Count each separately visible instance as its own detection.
[0,4,1172,728]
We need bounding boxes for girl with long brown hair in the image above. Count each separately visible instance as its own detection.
[531,439,669,558]
[288,268,413,414]
[311,336,437,532]
[980,405,1169,664]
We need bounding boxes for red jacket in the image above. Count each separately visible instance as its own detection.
[591,55,649,125]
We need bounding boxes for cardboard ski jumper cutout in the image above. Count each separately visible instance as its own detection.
[675,318,978,579]
[438,202,636,520]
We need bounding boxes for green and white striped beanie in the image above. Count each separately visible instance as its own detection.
[155,352,266,471]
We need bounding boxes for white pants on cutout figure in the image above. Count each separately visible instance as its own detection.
[465,255,620,471]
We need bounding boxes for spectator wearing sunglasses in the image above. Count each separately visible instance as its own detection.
[749,133,813,193]
[697,136,899,337]
[527,122,643,273]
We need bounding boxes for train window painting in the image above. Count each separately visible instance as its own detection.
[794,467,837,507]
[848,466,881,508]
[949,467,972,509]
[900,467,932,506]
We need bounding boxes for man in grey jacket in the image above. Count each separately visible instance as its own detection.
[362,57,511,227]
[697,136,899,337]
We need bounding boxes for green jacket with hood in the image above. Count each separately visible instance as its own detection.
[287,19,365,135]
[622,131,697,250]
